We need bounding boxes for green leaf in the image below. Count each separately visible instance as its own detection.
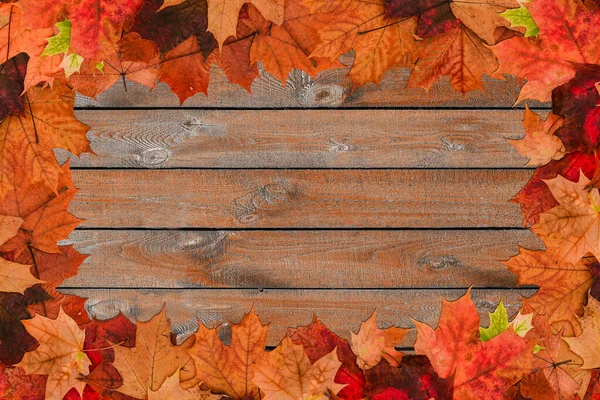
[479,300,509,341]
[42,19,72,56]
[96,61,105,74]
[500,3,539,37]
[510,312,534,337]
[533,344,545,354]
[60,53,84,78]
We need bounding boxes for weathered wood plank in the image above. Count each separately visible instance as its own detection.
[61,229,540,288]
[74,66,546,109]
[62,109,530,169]
[69,169,530,228]
[59,288,535,346]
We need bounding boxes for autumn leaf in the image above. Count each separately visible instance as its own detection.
[479,300,509,341]
[513,151,598,226]
[409,23,502,94]
[252,335,344,399]
[500,1,539,37]
[552,64,600,154]
[504,248,593,326]
[18,0,145,61]
[493,0,600,102]
[363,356,453,400]
[148,370,220,400]
[187,308,268,399]
[509,106,565,167]
[413,290,532,399]
[522,316,590,399]
[307,0,418,87]
[0,4,52,66]
[0,82,91,200]
[158,0,187,11]
[206,0,283,47]
[112,306,191,399]
[17,307,91,400]
[0,365,46,400]
[69,33,160,98]
[0,53,28,121]
[288,316,366,399]
[564,296,600,370]
[0,161,82,256]
[350,312,408,370]
[532,172,600,264]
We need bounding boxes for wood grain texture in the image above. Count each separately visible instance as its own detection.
[61,109,530,169]
[69,169,530,228]
[59,287,535,346]
[74,66,547,109]
[61,229,541,288]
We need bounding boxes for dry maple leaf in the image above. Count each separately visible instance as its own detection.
[18,0,145,61]
[252,335,345,399]
[532,172,600,264]
[207,0,283,47]
[564,296,600,370]
[509,107,565,167]
[0,82,90,200]
[350,312,409,370]
[523,316,591,399]
[503,247,593,327]
[493,0,600,103]
[0,161,82,256]
[409,22,502,94]
[17,307,91,400]
[148,370,220,400]
[112,306,192,399]
[413,290,532,399]
[307,0,418,87]
[0,215,43,294]
[288,316,366,399]
[158,0,187,11]
[187,308,268,399]
[0,4,52,66]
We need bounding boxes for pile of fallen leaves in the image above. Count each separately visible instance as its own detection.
[1,0,600,398]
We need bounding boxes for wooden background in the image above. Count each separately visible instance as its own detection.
[57,63,544,347]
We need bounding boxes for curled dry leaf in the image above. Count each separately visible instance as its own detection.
[16,307,91,400]
[350,312,408,370]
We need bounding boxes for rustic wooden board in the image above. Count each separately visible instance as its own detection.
[69,169,530,228]
[62,109,530,169]
[74,67,547,109]
[61,229,541,288]
[59,287,535,346]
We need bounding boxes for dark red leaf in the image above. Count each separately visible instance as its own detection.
[0,53,28,121]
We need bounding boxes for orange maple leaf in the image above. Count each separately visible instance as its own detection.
[252,335,345,399]
[187,308,269,399]
[413,290,532,399]
[16,308,91,400]
[504,247,593,327]
[350,312,409,370]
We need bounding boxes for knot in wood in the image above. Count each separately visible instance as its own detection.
[140,147,169,166]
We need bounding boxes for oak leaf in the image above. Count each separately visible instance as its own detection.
[509,106,565,166]
[252,335,344,399]
[504,248,593,326]
[564,296,600,370]
[288,316,366,399]
[206,0,283,47]
[188,308,268,399]
[493,0,600,102]
[112,307,191,399]
[413,290,532,399]
[17,307,91,400]
[532,172,600,264]
[148,370,220,400]
[350,312,408,370]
